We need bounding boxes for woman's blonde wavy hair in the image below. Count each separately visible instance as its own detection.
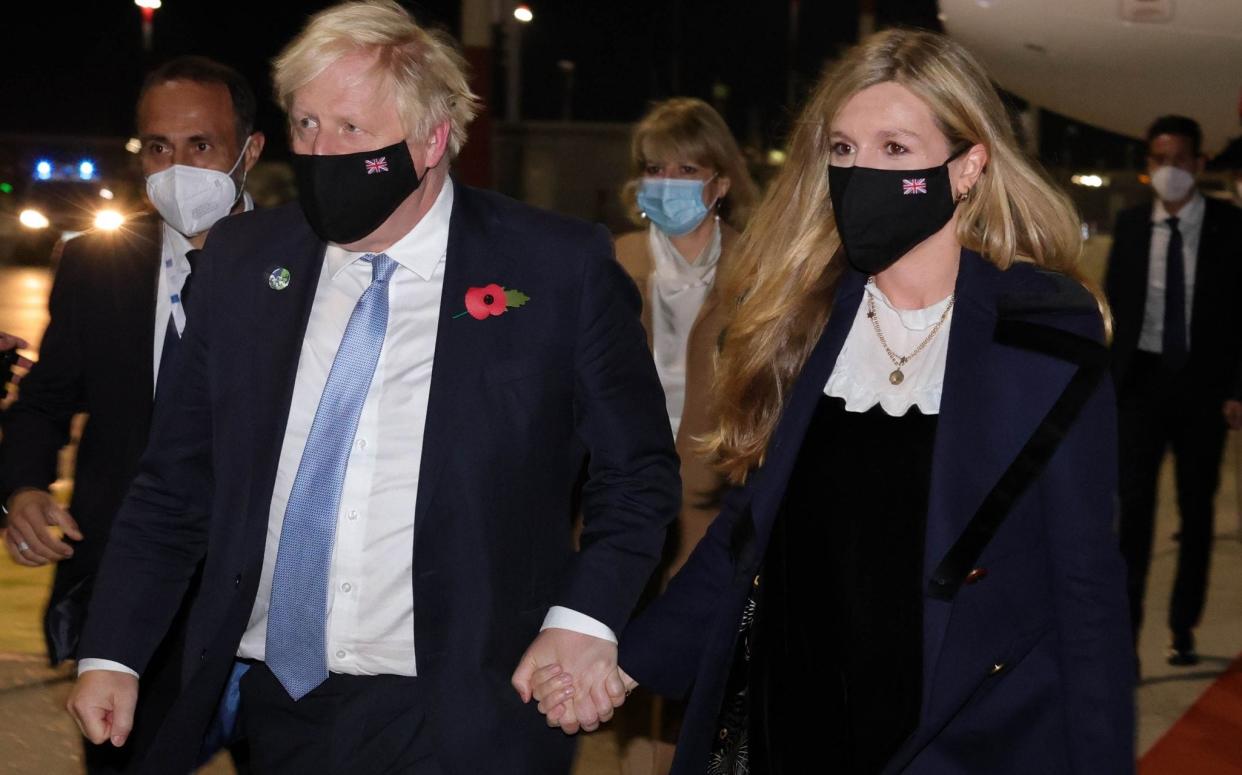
[621,98,759,229]
[705,28,1103,484]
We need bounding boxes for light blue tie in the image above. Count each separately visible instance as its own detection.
[266,252,397,700]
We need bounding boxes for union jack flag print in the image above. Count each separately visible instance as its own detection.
[365,157,389,174]
[902,178,927,195]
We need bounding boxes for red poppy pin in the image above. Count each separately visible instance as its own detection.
[454,283,531,320]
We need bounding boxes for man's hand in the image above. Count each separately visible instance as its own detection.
[0,331,32,389]
[529,663,638,731]
[67,670,139,747]
[2,489,82,566]
[1224,400,1242,430]
[511,628,627,734]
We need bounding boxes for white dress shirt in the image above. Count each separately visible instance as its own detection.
[151,194,254,389]
[648,220,721,436]
[824,280,952,416]
[80,181,610,679]
[1138,192,1204,354]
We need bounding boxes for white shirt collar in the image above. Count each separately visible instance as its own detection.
[161,191,255,265]
[325,179,454,282]
[1152,190,1205,228]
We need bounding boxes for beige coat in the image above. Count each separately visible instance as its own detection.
[614,224,735,582]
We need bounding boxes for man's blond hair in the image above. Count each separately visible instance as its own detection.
[273,0,480,157]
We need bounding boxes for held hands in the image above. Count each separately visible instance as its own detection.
[67,670,139,748]
[527,662,639,733]
[511,628,637,734]
[3,489,83,566]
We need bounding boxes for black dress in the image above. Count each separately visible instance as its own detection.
[710,395,938,775]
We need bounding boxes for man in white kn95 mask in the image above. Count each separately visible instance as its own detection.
[0,55,263,774]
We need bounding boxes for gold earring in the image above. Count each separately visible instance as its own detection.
[955,190,970,203]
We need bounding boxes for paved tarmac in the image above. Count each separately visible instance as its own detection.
[2,258,1240,773]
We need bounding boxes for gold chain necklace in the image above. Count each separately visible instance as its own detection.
[865,278,955,386]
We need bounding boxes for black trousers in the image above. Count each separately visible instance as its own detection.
[239,662,441,774]
[1117,352,1226,639]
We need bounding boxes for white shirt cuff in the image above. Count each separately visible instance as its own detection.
[541,606,617,643]
[77,658,140,679]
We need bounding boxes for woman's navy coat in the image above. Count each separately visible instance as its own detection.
[620,251,1134,774]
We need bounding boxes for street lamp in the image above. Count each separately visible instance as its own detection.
[135,0,161,52]
[504,2,533,122]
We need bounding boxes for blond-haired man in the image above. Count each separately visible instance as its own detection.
[66,3,677,772]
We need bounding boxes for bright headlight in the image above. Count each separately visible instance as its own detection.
[94,209,125,231]
[19,209,50,229]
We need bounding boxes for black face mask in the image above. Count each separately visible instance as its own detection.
[292,140,423,244]
[828,152,961,275]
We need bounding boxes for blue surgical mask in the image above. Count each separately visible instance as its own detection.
[637,176,716,236]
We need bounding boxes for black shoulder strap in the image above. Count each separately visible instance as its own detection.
[927,319,1109,601]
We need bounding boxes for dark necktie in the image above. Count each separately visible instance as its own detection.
[1162,216,1188,370]
[179,249,202,312]
[156,249,202,393]
[155,314,179,394]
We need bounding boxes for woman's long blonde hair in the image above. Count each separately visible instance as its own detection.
[705,28,1098,484]
[621,97,759,229]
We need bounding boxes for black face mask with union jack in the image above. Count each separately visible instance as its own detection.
[828,150,962,275]
[292,139,424,244]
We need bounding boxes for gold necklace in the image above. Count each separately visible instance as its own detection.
[865,278,955,385]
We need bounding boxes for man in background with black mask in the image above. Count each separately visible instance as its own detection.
[0,55,264,772]
[1105,114,1242,671]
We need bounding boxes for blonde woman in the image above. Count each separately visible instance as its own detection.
[614,98,758,583]
[536,29,1133,774]
[615,98,756,439]
[612,98,757,775]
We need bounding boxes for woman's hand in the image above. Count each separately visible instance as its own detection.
[528,663,638,732]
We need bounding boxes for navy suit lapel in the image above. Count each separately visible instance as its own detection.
[112,217,161,403]
[1190,200,1223,336]
[245,219,326,544]
[412,185,512,542]
[1130,214,1154,338]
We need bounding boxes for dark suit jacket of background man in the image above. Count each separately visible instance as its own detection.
[0,214,199,771]
[78,183,681,774]
[0,215,164,659]
[1106,196,1242,401]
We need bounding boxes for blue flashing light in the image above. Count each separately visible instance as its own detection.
[79,160,96,180]
[35,160,52,180]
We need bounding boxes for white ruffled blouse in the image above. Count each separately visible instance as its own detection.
[823,280,953,416]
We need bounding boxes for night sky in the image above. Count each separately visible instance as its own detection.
[0,1,946,157]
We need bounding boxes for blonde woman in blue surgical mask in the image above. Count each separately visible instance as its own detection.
[612,97,757,775]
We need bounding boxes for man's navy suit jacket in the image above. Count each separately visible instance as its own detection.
[0,216,161,662]
[79,184,680,774]
[621,252,1135,774]
[1104,195,1242,401]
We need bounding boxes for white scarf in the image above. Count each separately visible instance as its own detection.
[648,220,722,436]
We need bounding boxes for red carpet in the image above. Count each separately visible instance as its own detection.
[1140,653,1242,774]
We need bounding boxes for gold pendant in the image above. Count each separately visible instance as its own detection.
[889,368,904,385]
